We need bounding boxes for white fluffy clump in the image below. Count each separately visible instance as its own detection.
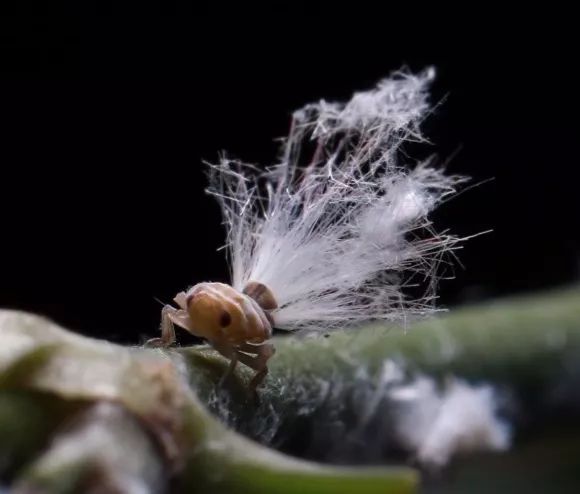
[207,67,465,331]
[390,376,511,467]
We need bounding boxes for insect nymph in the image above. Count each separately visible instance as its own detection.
[148,281,277,391]
[148,67,462,391]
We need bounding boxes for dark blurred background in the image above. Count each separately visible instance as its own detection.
[0,7,578,343]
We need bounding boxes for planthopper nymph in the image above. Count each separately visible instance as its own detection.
[147,67,465,392]
[147,281,277,391]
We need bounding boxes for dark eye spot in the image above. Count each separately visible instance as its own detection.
[219,311,232,328]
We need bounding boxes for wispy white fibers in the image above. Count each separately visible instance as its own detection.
[207,67,466,332]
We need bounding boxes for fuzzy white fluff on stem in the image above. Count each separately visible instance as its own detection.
[207,67,466,332]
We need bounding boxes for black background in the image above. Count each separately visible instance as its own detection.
[0,7,578,343]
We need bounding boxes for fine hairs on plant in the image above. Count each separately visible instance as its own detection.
[207,67,467,332]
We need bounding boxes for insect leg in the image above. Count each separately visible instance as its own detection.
[235,342,276,392]
[145,305,185,347]
[219,352,239,386]
[209,341,240,385]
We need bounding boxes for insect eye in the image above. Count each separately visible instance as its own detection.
[219,311,232,328]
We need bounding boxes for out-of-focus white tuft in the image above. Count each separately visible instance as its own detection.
[207,67,466,332]
[390,376,511,467]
